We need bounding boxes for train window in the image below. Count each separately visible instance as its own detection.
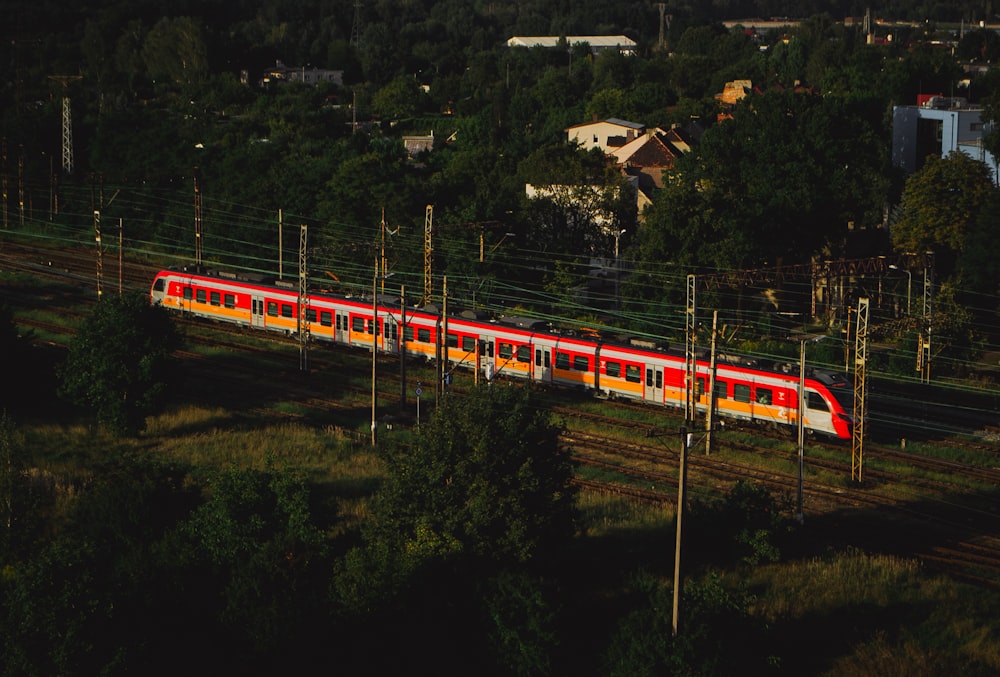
[480,341,493,357]
[320,311,332,327]
[352,316,365,332]
[734,383,751,403]
[606,361,621,378]
[572,355,589,371]
[404,325,414,342]
[281,304,294,318]
[656,370,663,389]
[183,287,193,300]
[463,336,476,353]
[626,365,641,383]
[516,345,531,363]
[807,392,829,412]
[646,368,653,387]
[696,378,705,397]
[499,343,513,360]
[756,388,773,405]
[544,351,550,368]
[535,349,542,366]
[306,308,318,323]
[713,380,728,399]
[154,279,165,292]
[196,289,206,303]
[418,328,431,343]
[210,291,221,306]
[267,301,278,317]
[224,294,236,309]
[556,352,570,370]
[390,324,397,340]
[447,332,458,348]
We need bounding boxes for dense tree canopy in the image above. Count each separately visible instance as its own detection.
[892,151,997,273]
[57,293,180,436]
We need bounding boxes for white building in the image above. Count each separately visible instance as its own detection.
[892,96,999,180]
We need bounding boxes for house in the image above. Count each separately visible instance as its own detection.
[402,131,434,157]
[259,60,344,88]
[566,118,646,153]
[892,95,999,180]
[610,128,689,190]
[506,35,637,56]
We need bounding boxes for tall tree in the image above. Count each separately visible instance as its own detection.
[892,151,996,276]
[57,292,179,437]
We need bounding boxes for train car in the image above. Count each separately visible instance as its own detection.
[150,268,852,439]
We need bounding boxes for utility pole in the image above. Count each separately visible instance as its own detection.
[684,274,697,422]
[118,218,123,295]
[423,205,433,305]
[193,167,203,268]
[278,209,283,279]
[371,255,378,447]
[705,310,718,455]
[852,297,869,483]
[298,224,309,372]
[48,75,81,175]
[1,137,6,228]
[918,253,934,383]
[400,284,407,413]
[797,340,806,524]
[94,211,103,298]
[672,427,689,637]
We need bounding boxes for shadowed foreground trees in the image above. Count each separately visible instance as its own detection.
[334,384,577,674]
[57,293,179,437]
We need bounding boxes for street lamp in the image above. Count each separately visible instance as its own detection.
[888,264,911,316]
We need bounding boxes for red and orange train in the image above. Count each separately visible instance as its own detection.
[151,267,853,439]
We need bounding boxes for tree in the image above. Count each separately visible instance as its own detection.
[892,151,996,277]
[372,384,576,565]
[173,462,329,656]
[333,384,576,674]
[142,16,210,87]
[57,292,179,437]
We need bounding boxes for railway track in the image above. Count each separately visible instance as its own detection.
[6,241,1000,585]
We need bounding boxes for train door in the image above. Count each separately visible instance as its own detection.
[481,338,496,381]
[384,316,398,353]
[646,365,664,403]
[251,295,266,328]
[335,311,348,344]
[534,346,551,382]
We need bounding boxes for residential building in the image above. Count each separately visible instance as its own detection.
[506,35,637,56]
[566,118,646,153]
[259,60,343,88]
[892,95,999,179]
